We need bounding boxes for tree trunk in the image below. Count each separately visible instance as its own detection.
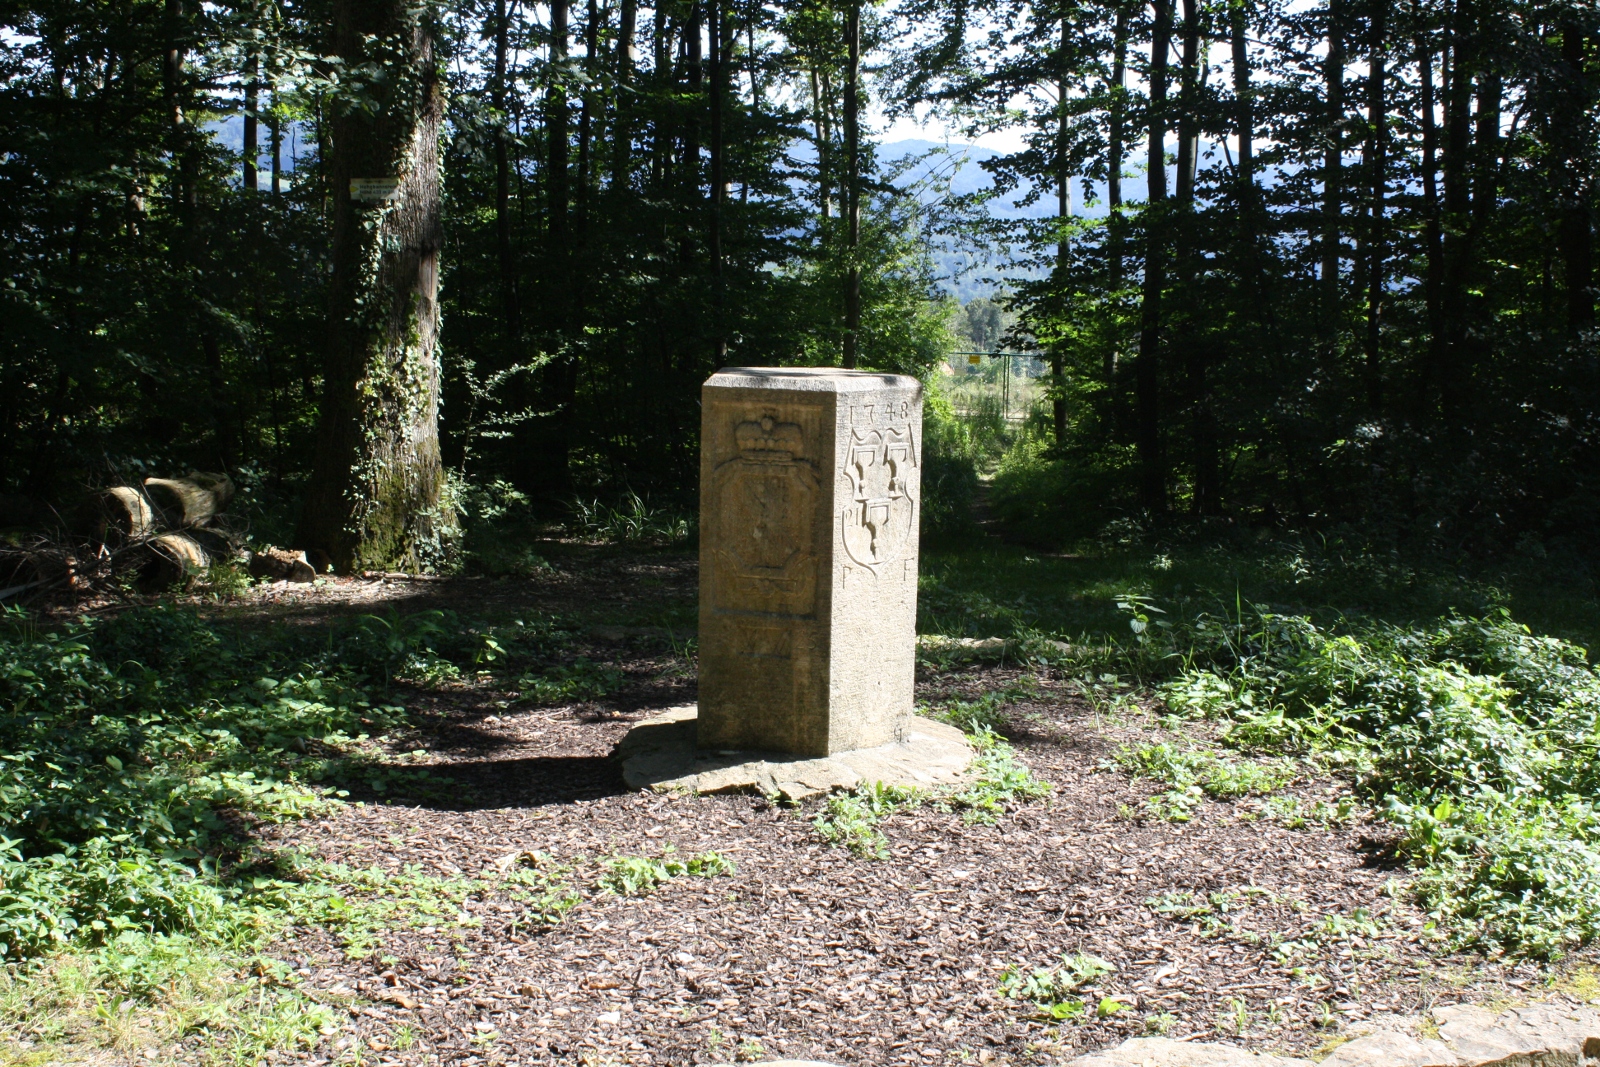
[684,2,702,187]
[577,0,599,224]
[492,0,520,351]
[1362,0,1385,412]
[1418,32,1442,387]
[539,0,578,493]
[811,66,831,221]
[1175,0,1215,514]
[709,0,727,361]
[296,0,450,573]
[1053,14,1070,446]
[269,83,282,194]
[1438,20,1473,423]
[1231,0,1257,299]
[1136,0,1171,514]
[548,0,570,249]
[243,49,258,191]
[1321,0,1344,320]
[650,2,668,188]
[842,0,861,369]
[1174,0,1200,204]
[612,0,637,185]
[1106,2,1127,440]
[1557,24,1595,332]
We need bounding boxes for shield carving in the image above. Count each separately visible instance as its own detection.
[711,416,820,616]
[840,426,917,571]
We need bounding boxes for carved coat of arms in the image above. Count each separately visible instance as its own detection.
[710,414,819,615]
[840,425,917,572]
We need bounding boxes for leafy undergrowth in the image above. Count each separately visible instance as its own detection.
[1150,609,1600,958]
[917,535,1600,960]
[998,951,1123,1021]
[599,849,736,895]
[812,728,1052,857]
[0,602,543,1062]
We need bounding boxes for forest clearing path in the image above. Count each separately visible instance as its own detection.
[208,548,1566,1067]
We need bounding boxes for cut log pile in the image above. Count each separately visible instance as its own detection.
[0,472,316,602]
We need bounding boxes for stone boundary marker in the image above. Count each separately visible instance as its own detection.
[1063,1002,1600,1066]
[614,706,972,802]
[698,367,923,757]
[610,367,975,798]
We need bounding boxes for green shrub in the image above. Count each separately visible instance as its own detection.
[813,783,923,858]
[0,603,471,961]
[919,383,982,544]
[998,952,1117,1019]
[946,728,1052,823]
[1113,742,1296,801]
[1135,605,1600,956]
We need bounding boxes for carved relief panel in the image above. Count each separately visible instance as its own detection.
[709,412,821,616]
[839,398,919,573]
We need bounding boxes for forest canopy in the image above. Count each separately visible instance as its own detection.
[1,0,1596,566]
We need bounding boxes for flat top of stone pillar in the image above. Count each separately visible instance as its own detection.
[705,367,922,393]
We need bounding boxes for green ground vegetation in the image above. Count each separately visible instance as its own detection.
[913,518,1600,959]
[0,598,654,1061]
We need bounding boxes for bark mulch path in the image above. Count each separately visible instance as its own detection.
[208,550,1567,1067]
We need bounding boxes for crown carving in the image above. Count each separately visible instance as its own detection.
[735,415,803,458]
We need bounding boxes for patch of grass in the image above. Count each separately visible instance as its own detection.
[0,931,339,1066]
[1144,1011,1178,1034]
[570,492,695,545]
[0,602,531,1060]
[924,678,1038,733]
[1113,741,1298,804]
[945,728,1052,823]
[499,856,582,930]
[1255,794,1358,829]
[1140,786,1204,823]
[253,855,488,958]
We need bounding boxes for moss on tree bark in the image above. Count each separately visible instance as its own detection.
[296,0,455,573]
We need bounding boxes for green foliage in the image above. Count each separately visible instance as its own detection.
[517,658,624,704]
[1140,606,1600,956]
[926,678,1037,733]
[570,493,695,546]
[598,850,736,896]
[501,861,583,931]
[0,931,339,1064]
[812,783,924,858]
[915,536,1600,956]
[1113,742,1297,802]
[253,857,486,958]
[457,478,552,577]
[0,602,539,966]
[998,952,1117,1020]
[946,728,1052,823]
[919,381,984,545]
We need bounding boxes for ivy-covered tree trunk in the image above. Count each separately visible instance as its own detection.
[296,0,452,573]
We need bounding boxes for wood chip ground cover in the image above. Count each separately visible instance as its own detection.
[77,548,1597,1065]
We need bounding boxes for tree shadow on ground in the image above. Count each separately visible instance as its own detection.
[358,754,628,812]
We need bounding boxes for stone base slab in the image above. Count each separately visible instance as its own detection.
[613,706,973,802]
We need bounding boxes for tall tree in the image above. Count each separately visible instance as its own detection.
[1136,0,1172,513]
[842,0,862,368]
[296,0,451,571]
[1321,0,1344,319]
[1360,0,1384,410]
